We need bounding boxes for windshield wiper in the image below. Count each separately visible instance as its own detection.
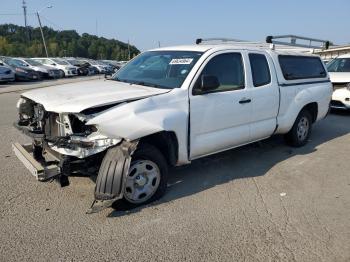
[130,81,166,89]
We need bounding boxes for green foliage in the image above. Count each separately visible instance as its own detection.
[0,24,140,60]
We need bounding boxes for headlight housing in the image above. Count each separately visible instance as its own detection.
[17,97,35,120]
[16,97,27,109]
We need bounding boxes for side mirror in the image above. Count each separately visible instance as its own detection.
[201,75,220,92]
[0,62,3,66]
[51,63,56,66]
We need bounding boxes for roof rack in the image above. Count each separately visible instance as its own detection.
[196,35,331,50]
[266,35,330,49]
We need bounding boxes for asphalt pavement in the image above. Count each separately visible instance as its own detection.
[0,79,349,261]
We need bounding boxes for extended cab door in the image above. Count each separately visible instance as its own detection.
[247,51,279,140]
[189,51,253,159]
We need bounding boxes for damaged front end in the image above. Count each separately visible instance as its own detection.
[13,97,121,184]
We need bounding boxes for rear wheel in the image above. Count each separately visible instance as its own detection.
[284,110,312,147]
[115,143,168,209]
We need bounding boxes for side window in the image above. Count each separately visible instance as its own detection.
[279,55,327,80]
[194,53,245,94]
[249,53,271,87]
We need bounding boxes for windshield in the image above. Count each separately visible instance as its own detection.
[52,58,69,65]
[89,61,99,65]
[67,59,79,65]
[8,59,27,67]
[24,59,42,66]
[113,51,203,89]
[327,58,350,72]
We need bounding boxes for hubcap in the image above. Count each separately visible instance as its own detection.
[124,160,161,204]
[297,116,309,141]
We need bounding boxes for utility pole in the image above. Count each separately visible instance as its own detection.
[36,12,49,57]
[128,39,131,60]
[22,0,27,27]
[95,19,98,37]
[22,0,30,40]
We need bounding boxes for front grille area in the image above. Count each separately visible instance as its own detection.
[330,100,345,108]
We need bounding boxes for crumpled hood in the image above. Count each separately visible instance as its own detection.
[22,79,170,113]
[329,72,350,83]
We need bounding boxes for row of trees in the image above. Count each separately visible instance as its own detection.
[0,24,140,60]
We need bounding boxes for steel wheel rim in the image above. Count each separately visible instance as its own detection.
[124,160,161,204]
[297,116,309,141]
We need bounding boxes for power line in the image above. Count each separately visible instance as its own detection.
[0,12,35,16]
[0,13,26,16]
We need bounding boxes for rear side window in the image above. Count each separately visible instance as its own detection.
[279,55,326,80]
[249,53,271,86]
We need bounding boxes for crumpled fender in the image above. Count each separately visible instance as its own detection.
[87,89,189,164]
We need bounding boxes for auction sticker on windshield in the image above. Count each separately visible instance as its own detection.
[169,58,194,65]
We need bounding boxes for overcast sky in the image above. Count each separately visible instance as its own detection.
[1,0,349,51]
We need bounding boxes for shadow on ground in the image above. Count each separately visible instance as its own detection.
[105,112,350,217]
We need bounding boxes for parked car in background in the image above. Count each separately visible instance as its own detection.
[83,59,113,74]
[77,60,99,75]
[116,61,128,67]
[64,58,91,76]
[327,54,350,110]
[1,57,41,81]
[11,58,61,79]
[32,58,78,77]
[99,60,121,72]
[0,61,15,83]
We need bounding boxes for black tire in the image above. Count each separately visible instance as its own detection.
[114,143,168,210]
[59,70,65,78]
[284,110,313,147]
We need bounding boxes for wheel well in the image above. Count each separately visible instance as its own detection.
[139,131,179,166]
[302,102,318,123]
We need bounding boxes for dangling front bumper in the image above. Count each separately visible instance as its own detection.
[12,143,60,181]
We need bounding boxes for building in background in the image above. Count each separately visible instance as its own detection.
[315,45,350,60]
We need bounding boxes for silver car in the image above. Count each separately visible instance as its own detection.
[12,58,62,79]
[0,61,15,83]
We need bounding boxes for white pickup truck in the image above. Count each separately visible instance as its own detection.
[13,40,332,211]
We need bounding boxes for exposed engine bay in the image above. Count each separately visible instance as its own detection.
[13,96,124,191]
[15,97,121,159]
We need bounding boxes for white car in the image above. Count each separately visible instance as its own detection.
[13,40,332,211]
[327,54,350,110]
[32,58,78,77]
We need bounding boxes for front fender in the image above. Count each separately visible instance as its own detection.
[87,89,189,164]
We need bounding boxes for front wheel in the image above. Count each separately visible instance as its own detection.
[115,143,168,209]
[59,70,65,78]
[284,110,313,147]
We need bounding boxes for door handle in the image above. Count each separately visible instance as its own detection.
[239,98,251,104]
